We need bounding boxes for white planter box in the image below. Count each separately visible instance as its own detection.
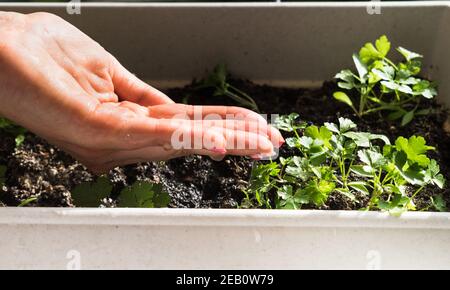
[0,2,449,269]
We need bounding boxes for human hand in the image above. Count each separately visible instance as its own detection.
[0,12,283,172]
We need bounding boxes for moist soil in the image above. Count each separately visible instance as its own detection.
[0,79,449,210]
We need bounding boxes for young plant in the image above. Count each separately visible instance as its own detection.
[71,176,113,207]
[71,177,170,208]
[196,64,260,112]
[243,114,446,215]
[0,117,27,147]
[333,35,437,125]
[118,181,169,208]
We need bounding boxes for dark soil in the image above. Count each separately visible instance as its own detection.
[0,79,449,210]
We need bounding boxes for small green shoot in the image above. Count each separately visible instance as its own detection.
[196,64,260,112]
[333,35,437,125]
[0,117,27,147]
[18,197,38,207]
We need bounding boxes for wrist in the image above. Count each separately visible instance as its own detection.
[0,12,24,117]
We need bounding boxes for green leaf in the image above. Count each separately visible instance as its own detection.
[431,194,447,212]
[305,125,332,148]
[432,174,445,189]
[395,136,434,167]
[381,81,413,94]
[401,109,415,126]
[277,185,292,200]
[399,60,422,76]
[415,108,432,116]
[18,197,38,207]
[358,149,386,168]
[426,160,445,189]
[71,177,113,207]
[350,165,374,177]
[371,68,392,81]
[337,82,354,90]
[375,35,391,57]
[399,163,427,186]
[118,181,169,208]
[394,150,407,169]
[153,184,171,208]
[388,109,406,121]
[397,47,422,61]
[359,43,380,64]
[398,77,420,85]
[335,188,356,201]
[335,70,357,90]
[285,156,310,182]
[335,69,355,83]
[0,117,27,148]
[278,185,309,210]
[333,91,354,107]
[338,118,357,133]
[378,194,412,215]
[352,53,368,81]
[413,80,437,99]
[368,71,381,84]
[309,151,328,166]
[247,162,280,206]
[324,122,340,134]
[274,113,306,132]
[343,131,390,147]
[298,136,314,149]
[359,35,390,63]
[298,180,335,207]
[348,181,370,196]
[15,134,25,147]
[286,137,301,149]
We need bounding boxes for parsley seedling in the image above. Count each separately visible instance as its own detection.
[118,181,169,208]
[196,64,260,112]
[0,117,27,147]
[71,177,170,208]
[333,35,437,125]
[243,114,446,215]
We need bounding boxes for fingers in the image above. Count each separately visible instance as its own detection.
[147,103,284,147]
[89,101,283,150]
[148,103,265,122]
[72,101,284,171]
[67,115,278,171]
[80,125,276,173]
[106,115,280,155]
[196,119,284,148]
[111,57,174,106]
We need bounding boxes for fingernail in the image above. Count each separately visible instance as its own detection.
[211,147,227,154]
[278,139,285,147]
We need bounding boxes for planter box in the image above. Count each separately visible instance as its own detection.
[0,2,449,269]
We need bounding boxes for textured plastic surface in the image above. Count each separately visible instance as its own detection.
[0,2,449,269]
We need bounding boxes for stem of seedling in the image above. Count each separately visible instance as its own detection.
[411,185,425,199]
[228,85,260,112]
[383,57,398,70]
